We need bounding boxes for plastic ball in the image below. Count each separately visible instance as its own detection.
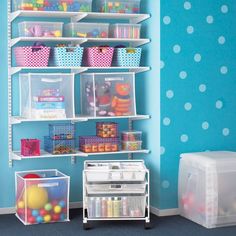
[51,200,58,206]
[39,209,47,216]
[54,205,62,214]
[36,215,43,223]
[53,30,62,37]
[47,179,67,200]
[100,31,108,38]
[17,208,24,216]
[27,216,36,224]
[24,173,41,179]
[60,213,66,221]
[17,200,25,209]
[27,208,32,216]
[58,200,66,208]
[44,214,52,223]
[44,203,52,211]
[32,209,39,217]
[24,185,48,209]
[92,29,99,37]
[52,213,60,221]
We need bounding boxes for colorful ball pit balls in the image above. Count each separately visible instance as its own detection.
[27,216,36,224]
[58,200,66,208]
[40,208,48,217]
[44,214,52,223]
[44,203,53,211]
[52,213,60,221]
[101,31,108,38]
[24,185,48,209]
[32,209,39,217]
[60,213,66,221]
[36,215,43,223]
[17,200,25,209]
[54,205,62,214]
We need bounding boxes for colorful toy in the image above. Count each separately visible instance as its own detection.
[59,200,66,208]
[44,203,52,211]
[54,205,62,214]
[21,139,41,156]
[122,140,142,151]
[96,122,118,138]
[17,201,25,209]
[32,209,39,217]
[44,214,51,223]
[39,208,48,216]
[36,215,43,223]
[112,83,132,116]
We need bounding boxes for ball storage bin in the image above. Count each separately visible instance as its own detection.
[83,47,114,67]
[49,123,75,140]
[15,169,70,225]
[19,73,75,119]
[14,46,50,67]
[122,141,142,151]
[21,139,41,156]
[113,48,142,67]
[121,130,142,141]
[44,136,75,154]
[179,151,236,228]
[13,0,92,12]
[95,0,141,13]
[110,24,141,39]
[54,46,84,67]
[96,122,118,138]
[64,23,109,38]
[18,22,63,37]
[80,72,136,117]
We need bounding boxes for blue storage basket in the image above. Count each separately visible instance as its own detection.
[113,48,142,67]
[54,46,84,67]
[49,123,75,140]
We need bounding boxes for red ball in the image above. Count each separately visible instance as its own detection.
[51,200,58,206]
[27,208,32,217]
[27,216,36,224]
[52,213,60,221]
[23,174,41,179]
[17,208,24,216]
[100,31,108,38]
[39,209,47,216]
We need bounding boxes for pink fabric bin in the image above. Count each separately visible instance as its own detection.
[84,47,114,67]
[14,46,50,67]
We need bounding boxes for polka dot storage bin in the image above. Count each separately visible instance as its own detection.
[13,0,92,12]
[54,46,84,67]
[113,48,142,67]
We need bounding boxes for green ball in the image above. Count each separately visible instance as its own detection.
[44,203,52,211]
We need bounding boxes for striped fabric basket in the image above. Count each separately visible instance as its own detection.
[113,48,142,67]
[54,46,84,67]
[84,47,114,67]
[14,46,50,67]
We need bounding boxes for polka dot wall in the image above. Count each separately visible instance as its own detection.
[160,0,236,208]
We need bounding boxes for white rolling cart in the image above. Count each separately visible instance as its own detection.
[83,160,150,229]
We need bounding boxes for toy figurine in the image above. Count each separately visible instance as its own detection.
[96,82,114,116]
[112,83,132,116]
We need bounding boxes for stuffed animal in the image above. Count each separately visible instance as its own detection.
[112,83,132,116]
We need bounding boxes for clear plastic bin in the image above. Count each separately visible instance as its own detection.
[18,22,63,37]
[49,123,75,140]
[86,195,146,218]
[95,0,141,13]
[19,73,75,119]
[64,23,109,38]
[122,141,142,151]
[13,0,92,12]
[110,24,141,39]
[121,130,142,141]
[80,72,136,117]
[179,151,236,228]
[44,136,75,155]
[15,169,70,225]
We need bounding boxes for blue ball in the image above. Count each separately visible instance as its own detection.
[47,179,67,200]
[36,216,43,223]
[92,29,100,37]
[59,200,66,208]
[60,213,66,221]
[32,209,39,217]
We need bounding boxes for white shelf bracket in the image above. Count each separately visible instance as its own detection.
[71,68,88,74]
[71,156,76,165]
[71,13,88,22]
[10,67,22,76]
[9,11,21,22]
[130,14,151,24]
[129,67,151,74]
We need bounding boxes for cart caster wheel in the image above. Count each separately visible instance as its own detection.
[144,222,152,230]
[83,223,91,230]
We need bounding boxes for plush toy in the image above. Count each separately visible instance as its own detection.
[96,82,114,116]
[112,83,132,116]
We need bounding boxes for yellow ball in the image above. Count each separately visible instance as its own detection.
[54,205,62,214]
[24,185,48,209]
[17,200,25,209]
[54,31,62,37]
[44,214,51,223]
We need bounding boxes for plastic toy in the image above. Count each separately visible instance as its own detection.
[122,141,142,151]
[26,25,62,37]
[24,185,48,209]
[96,122,118,138]
[44,203,52,211]
[21,139,40,156]
[44,214,51,223]
[59,200,66,208]
[54,205,62,214]
[112,83,132,116]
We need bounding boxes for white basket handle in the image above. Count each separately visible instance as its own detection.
[38,182,59,188]
[41,78,62,83]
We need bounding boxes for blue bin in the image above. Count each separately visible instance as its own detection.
[49,123,75,140]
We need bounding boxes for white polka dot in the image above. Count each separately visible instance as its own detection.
[194,53,202,62]
[202,122,209,130]
[160,146,165,155]
[187,25,194,34]
[206,15,214,24]
[181,134,189,143]
[216,100,223,109]
[163,117,171,126]
[173,44,181,54]
[162,180,170,189]
[163,16,171,25]
[222,128,230,136]
[184,1,191,10]
[218,36,226,45]
[220,66,228,74]
[199,84,206,93]
[160,60,165,69]
[166,90,174,99]
[179,71,188,79]
[184,102,192,111]
[221,5,228,14]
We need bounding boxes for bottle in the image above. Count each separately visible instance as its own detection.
[95,197,101,218]
[107,197,113,217]
[122,197,128,217]
[101,197,107,217]
[88,197,95,218]
[113,197,121,217]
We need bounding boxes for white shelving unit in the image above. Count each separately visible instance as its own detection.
[8,2,151,167]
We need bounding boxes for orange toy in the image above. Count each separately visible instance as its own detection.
[112,83,132,116]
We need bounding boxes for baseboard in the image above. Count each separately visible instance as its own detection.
[150,206,179,217]
[0,201,83,215]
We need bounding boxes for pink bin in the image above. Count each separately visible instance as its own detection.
[84,47,114,67]
[14,46,50,67]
